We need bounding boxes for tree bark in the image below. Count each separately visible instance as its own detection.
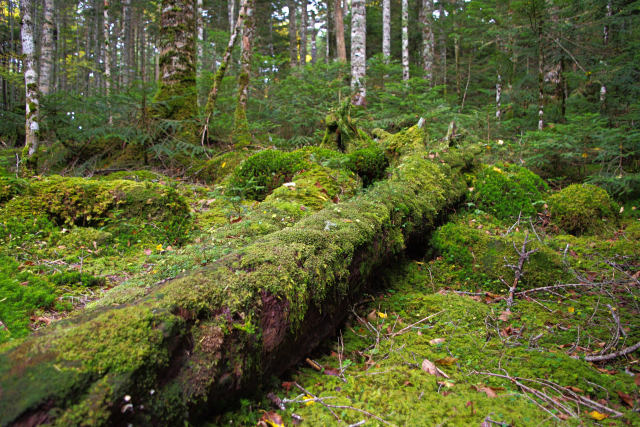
[382,0,391,60]
[402,0,409,81]
[103,0,112,123]
[122,0,132,86]
[154,0,197,123]
[196,0,205,108]
[335,0,346,62]
[19,0,40,173]
[229,0,235,33]
[496,73,502,120]
[420,0,434,83]
[440,0,446,91]
[537,27,544,130]
[288,0,298,67]
[310,11,317,64]
[300,0,307,65]
[350,0,366,105]
[39,0,54,96]
[0,130,476,426]
[233,0,255,147]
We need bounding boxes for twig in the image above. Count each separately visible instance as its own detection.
[579,340,640,362]
[504,231,538,310]
[389,310,445,337]
[293,383,341,421]
[516,282,602,295]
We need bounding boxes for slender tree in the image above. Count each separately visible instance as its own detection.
[420,0,434,83]
[351,0,366,105]
[229,0,236,33]
[300,0,308,65]
[19,0,39,172]
[310,10,318,64]
[196,0,204,108]
[103,0,112,124]
[402,0,409,81]
[288,0,298,66]
[382,0,391,60]
[39,0,54,96]
[233,0,255,146]
[335,0,346,61]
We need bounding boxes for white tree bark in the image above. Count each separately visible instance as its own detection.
[382,0,390,60]
[600,0,611,109]
[300,0,307,64]
[402,0,409,81]
[20,0,39,171]
[229,0,236,33]
[496,73,502,120]
[103,0,112,124]
[39,0,54,96]
[350,0,366,105]
[537,30,544,130]
[197,0,204,107]
[420,0,434,83]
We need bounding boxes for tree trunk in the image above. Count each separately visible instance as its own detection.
[310,11,317,64]
[233,0,255,147]
[496,73,502,120]
[350,0,366,105]
[39,0,54,96]
[203,0,248,136]
[537,27,544,130]
[288,0,298,67]
[229,0,235,33]
[402,0,409,81]
[154,0,197,123]
[420,0,434,83]
[19,0,39,173]
[300,0,307,65]
[600,0,611,110]
[103,0,112,123]
[0,129,475,427]
[335,0,346,62]
[454,34,460,96]
[440,0,446,91]
[196,0,205,108]
[382,0,390,60]
[122,0,132,86]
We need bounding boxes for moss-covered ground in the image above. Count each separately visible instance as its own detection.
[213,208,640,426]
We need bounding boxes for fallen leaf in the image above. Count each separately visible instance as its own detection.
[565,385,584,393]
[429,338,446,345]
[377,311,387,319]
[435,356,458,366]
[156,244,163,251]
[568,307,575,313]
[144,248,152,256]
[303,395,315,406]
[472,384,503,398]
[281,381,294,392]
[324,368,340,377]
[437,380,455,388]
[498,311,511,322]
[259,411,284,427]
[617,391,634,407]
[366,310,377,322]
[421,358,449,378]
[587,410,608,421]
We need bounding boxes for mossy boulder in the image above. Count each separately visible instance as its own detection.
[472,163,548,220]
[548,184,619,235]
[0,176,27,204]
[194,151,252,184]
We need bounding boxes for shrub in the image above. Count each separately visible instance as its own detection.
[548,184,619,235]
[472,163,548,220]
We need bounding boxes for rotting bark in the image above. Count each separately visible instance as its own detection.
[0,131,478,426]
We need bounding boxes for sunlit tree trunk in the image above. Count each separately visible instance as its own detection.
[154,0,196,123]
[537,28,544,130]
[350,0,366,105]
[39,0,54,96]
[103,0,112,124]
[335,0,346,62]
[420,0,434,83]
[454,34,460,95]
[196,0,204,108]
[382,0,390,60]
[496,73,502,120]
[600,0,611,109]
[20,0,39,172]
[288,0,298,66]
[300,0,307,65]
[402,0,409,81]
[229,0,235,32]
[233,0,255,146]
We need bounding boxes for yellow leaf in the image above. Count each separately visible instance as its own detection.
[221,162,227,168]
[492,166,503,174]
[156,244,163,251]
[581,153,588,158]
[303,395,315,406]
[377,312,387,319]
[568,307,575,313]
[588,410,607,421]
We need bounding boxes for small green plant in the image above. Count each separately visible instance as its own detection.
[548,183,619,235]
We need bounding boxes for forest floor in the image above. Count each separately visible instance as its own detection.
[1,128,639,425]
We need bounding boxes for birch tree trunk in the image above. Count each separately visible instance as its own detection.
[335,0,347,62]
[600,0,611,109]
[288,0,298,67]
[420,0,434,83]
[39,0,54,96]
[310,11,317,64]
[496,73,502,120]
[537,28,544,130]
[196,0,204,108]
[402,0,409,81]
[350,0,366,106]
[300,0,307,65]
[382,0,390,60]
[229,0,235,33]
[103,0,112,123]
[20,0,39,172]
[233,0,255,147]
[122,0,132,86]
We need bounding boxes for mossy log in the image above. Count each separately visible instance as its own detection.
[0,141,477,426]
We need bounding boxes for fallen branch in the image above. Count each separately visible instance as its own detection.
[580,340,640,363]
[389,310,445,337]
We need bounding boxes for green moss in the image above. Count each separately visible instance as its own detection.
[548,183,619,235]
[100,170,166,182]
[320,102,372,152]
[472,163,548,220]
[0,176,28,204]
[194,151,252,184]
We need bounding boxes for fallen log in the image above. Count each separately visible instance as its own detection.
[0,130,477,426]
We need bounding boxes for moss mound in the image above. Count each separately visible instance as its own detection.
[0,176,28,204]
[472,163,548,220]
[548,183,619,235]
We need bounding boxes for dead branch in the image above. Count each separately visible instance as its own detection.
[388,310,445,337]
[580,340,640,363]
[503,231,538,310]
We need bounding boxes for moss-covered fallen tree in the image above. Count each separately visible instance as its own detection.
[0,130,477,426]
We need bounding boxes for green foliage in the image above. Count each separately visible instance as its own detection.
[548,183,619,235]
[472,163,548,220]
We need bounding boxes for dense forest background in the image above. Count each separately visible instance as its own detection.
[1,0,638,198]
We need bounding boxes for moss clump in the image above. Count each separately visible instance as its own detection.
[0,176,27,204]
[100,170,166,182]
[548,183,619,235]
[195,150,253,184]
[381,124,429,160]
[472,163,548,220]
[320,102,373,153]
[345,146,388,186]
